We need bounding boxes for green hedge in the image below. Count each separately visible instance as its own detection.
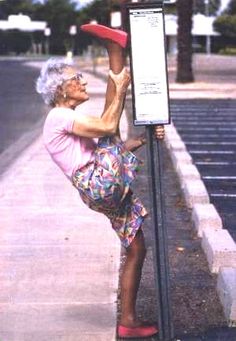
[214,15,236,38]
[219,47,236,55]
[0,30,32,55]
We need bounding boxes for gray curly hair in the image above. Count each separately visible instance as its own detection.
[36,57,74,106]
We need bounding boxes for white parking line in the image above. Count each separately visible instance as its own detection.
[181,134,236,138]
[172,117,236,122]
[210,193,236,198]
[195,162,234,165]
[171,113,236,117]
[203,176,236,180]
[187,142,236,145]
[172,109,235,113]
[171,107,235,112]
[172,121,236,126]
[189,150,234,154]
[179,128,236,131]
[172,112,235,117]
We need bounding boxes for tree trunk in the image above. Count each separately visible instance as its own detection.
[176,0,194,83]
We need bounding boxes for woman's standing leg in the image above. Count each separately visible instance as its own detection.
[118,228,158,338]
[120,229,146,327]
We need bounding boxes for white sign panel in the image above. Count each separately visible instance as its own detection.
[128,5,170,125]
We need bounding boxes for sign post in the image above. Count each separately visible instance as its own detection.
[126,2,174,340]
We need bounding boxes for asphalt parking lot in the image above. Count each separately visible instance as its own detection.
[171,98,236,242]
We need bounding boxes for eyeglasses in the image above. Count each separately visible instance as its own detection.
[64,72,83,82]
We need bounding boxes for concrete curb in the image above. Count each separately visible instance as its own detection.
[192,203,223,238]
[165,121,236,325]
[201,229,236,273]
[183,179,210,208]
[217,267,236,327]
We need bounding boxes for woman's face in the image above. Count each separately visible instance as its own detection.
[62,67,89,106]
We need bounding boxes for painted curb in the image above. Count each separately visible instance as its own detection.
[165,121,236,324]
[217,267,236,327]
[192,203,223,237]
[170,150,193,170]
[201,229,236,273]
[178,163,201,188]
[183,179,210,208]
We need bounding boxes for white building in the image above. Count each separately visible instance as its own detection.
[0,14,46,32]
[111,9,220,55]
[0,14,47,54]
[165,14,220,54]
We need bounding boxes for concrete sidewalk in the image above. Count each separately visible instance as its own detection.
[0,71,121,341]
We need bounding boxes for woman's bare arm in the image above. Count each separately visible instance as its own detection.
[72,68,130,138]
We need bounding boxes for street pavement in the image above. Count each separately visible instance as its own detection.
[0,59,47,176]
[0,54,236,340]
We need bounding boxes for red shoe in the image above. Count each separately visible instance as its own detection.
[117,324,158,339]
[80,24,128,48]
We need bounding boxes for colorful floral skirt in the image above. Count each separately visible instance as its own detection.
[72,136,148,248]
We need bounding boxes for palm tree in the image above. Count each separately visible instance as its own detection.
[176,0,194,83]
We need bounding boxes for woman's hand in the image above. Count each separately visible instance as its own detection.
[124,133,146,152]
[109,68,131,95]
[154,125,165,140]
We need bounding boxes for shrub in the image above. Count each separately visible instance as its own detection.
[219,47,236,55]
[214,15,236,38]
[0,30,32,55]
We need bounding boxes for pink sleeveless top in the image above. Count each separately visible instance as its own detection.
[43,107,96,179]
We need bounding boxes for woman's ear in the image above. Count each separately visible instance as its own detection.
[54,85,65,104]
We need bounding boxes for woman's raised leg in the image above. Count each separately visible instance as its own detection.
[80,24,127,137]
[103,42,125,111]
[102,42,126,137]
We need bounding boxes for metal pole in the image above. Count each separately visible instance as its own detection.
[146,126,174,341]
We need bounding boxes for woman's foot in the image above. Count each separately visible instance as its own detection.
[80,23,128,48]
[117,322,158,338]
[124,133,146,152]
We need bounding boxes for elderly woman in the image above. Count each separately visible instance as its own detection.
[36,24,164,339]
